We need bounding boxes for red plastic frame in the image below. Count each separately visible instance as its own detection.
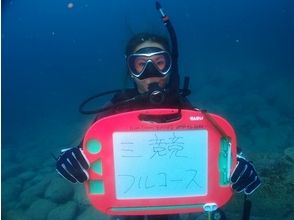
[83,109,237,215]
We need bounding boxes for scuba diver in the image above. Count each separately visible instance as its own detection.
[56,2,261,220]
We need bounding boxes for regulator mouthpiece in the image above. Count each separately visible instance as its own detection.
[148,83,165,105]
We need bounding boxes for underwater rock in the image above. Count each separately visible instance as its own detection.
[2,177,23,206]
[19,194,39,210]
[284,147,294,164]
[26,173,52,189]
[2,164,24,180]
[44,176,74,203]
[250,151,294,219]
[47,201,78,220]
[19,175,52,208]
[39,166,55,175]
[26,198,57,220]
[3,179,25,210]
[21,175,51,197]
[76,206,108,220]
[5,208,32,220]
[284,148,294,185]
[73,184,90,211]
[19,170,35,181]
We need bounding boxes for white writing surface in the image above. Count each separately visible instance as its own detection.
[113,130,208,199]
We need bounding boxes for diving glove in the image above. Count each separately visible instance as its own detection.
[56,147,90,183]
[230,155,261,194]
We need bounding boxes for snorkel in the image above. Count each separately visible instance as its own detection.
[144,1,180,105]
[156,1,179,93]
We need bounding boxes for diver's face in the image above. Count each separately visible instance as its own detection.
[130,41,170,94]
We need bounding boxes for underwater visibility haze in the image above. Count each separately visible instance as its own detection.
[2,0,294,219]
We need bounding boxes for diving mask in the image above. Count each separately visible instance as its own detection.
[127,47,172,80]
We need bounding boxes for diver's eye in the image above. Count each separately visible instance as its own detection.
[134,58,147,73]
[153,56,166,70]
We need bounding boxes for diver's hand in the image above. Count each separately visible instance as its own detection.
[230,155,261,195]
[56,147,90,183]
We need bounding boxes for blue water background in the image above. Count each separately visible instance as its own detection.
[2,0,294,151]
[2,0,294,219]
